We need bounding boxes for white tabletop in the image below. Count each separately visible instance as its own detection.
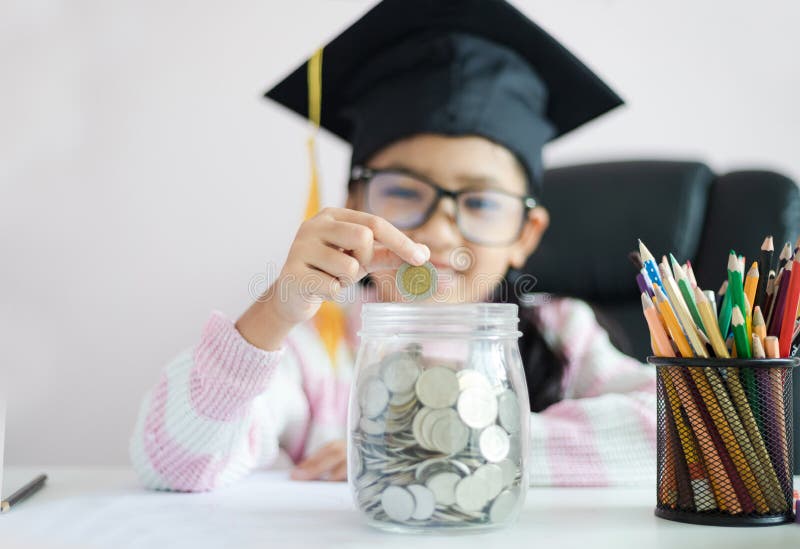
[0,467,798,549]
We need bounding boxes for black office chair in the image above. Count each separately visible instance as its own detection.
[526,160,800,473]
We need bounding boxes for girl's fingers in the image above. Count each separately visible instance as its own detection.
[328,460,348,482]
[297,266,342,301]
[365,245,424,273]
[327,208,429,266]
[321,220,375,271]
[307,243,364,285]
[291,445,345,480]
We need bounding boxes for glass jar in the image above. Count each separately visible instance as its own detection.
[347,302,530,533]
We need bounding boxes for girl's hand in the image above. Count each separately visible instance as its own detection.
[290,440,348,481]
[273,207,429,324]
[236,208,429,351]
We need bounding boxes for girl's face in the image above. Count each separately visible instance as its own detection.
[347,134,550,304]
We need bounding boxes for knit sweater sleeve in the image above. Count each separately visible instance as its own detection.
[527,296,657,487]
[129,310,310,492]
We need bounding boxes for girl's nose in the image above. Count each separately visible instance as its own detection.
[412,196,462,247]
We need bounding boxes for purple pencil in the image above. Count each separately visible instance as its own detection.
[637,273,654,297]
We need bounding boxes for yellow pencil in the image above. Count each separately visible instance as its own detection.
[654,286,694,357]
[659,264,709,358]
[694,287,730,358]
[753,306,767,344]
[744,294,752,340]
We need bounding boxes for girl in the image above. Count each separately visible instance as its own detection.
[130,0,656,491]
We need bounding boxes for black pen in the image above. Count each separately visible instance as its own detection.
[0,473,47,513]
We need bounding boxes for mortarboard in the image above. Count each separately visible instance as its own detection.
[264,0,624,196]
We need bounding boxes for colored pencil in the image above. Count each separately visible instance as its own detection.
[671,255,706,335]
[642,293,674,357]
[694,287,730,358]
[777,242,792,272]
[778,258,800,357]
[768,262,793,336]
[639,240,666,294]
[744,261,759,314]
[663,372,716,510]
[731,306,751,358]
[685,260,698,289]
[660,264,709,358]
[666,367,740,513]
[755,236,774,311]
[654,286,694,358]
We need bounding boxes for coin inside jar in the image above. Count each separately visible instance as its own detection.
[415,366,459,408]
[396,261,437,300]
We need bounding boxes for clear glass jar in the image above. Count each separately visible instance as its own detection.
[347,302,530,533]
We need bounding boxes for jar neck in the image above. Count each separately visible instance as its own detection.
[358,303,521,339]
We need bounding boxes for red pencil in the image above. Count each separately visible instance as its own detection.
[779,258,800,356]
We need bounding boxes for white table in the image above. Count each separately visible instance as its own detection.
[1,467,798,549]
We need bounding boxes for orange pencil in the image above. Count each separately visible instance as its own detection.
[744,261,759,313]
[642,293,675,357]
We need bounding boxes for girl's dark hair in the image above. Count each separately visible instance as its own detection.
[486,268,567,413]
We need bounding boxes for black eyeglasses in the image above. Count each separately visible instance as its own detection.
[350,166,537,246]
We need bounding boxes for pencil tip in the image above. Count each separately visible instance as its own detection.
[731,305,745,325]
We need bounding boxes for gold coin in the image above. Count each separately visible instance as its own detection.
[396,261,437,299]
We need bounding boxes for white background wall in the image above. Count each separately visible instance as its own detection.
[2,0,798,466]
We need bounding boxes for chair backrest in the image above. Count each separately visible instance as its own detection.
[526,159,800,472]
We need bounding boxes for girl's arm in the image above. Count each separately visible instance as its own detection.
[129,310,310,492]
[528,297,657,487]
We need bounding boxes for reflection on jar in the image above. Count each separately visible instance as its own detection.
[347,303,530,533]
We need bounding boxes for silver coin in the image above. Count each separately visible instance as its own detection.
[359,416,386,436]
[497,390,520,433]
[457,386,498,429]
[430,413,469,454]
[412,406,435,450]
[421,408,458,451]
[415,457,470,483]
[381,486,415,522]
[425,472,461,506]
[489,489,518,523]
[496,459,517,488]
[407,484,436,520]
[473,463,504,499]
[479,425,510,462]
[454,475,490,512]
[457,369,492,392]
[381,352,421,394]
[389,389,416,406]
[415,366,459,409]
[359,377,389,418]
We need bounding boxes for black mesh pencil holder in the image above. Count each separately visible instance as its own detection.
[649,357,798,526]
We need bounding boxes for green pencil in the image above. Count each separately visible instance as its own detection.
[727,251,748,327]
[670,254,706,335]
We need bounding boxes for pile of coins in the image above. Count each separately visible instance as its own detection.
[350,344,524,528]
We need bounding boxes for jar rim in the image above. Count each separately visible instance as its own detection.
[362,302,518,316]
[359,302,520,338]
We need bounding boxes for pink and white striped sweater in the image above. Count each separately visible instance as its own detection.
[130,286,656,491]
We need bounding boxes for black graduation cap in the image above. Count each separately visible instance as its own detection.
[264,0,623,196]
